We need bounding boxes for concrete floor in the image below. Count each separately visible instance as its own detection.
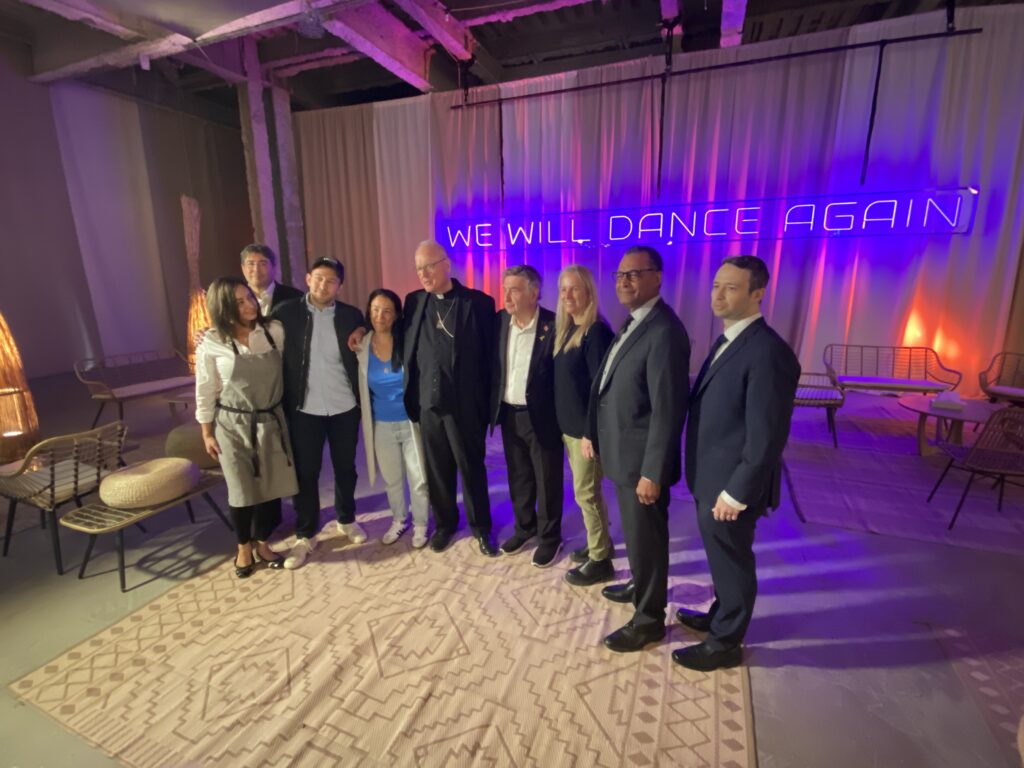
[1,374,1022,767]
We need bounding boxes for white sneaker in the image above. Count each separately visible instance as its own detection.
[283,537,316,570]
[340,521,368,544]
[382,520,409,545]
[412,525,428,549]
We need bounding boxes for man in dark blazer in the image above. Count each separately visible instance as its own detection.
[272,257,366,570]
[489,265,564,568]
[403,240,498,556]
[240,243,303,315]
[675,255,800,671]
[583,246,690,653]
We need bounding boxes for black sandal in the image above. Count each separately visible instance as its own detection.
[234,554,255,578]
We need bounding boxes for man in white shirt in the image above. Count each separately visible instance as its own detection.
[240,244,302,316]
[489,265,564,568]
[676,255,800,671]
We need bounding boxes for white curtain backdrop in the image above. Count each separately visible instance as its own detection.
[51,83,175,358]
[292,5,1024,391]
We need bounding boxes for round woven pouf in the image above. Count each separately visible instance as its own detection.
[100,457,200,509]
[164,423,219,470]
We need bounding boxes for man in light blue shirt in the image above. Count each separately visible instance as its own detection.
[271,258,368,570]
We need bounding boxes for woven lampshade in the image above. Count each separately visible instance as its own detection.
[182,195,207,372]
[0,311,40,464]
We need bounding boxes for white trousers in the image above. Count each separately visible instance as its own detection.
[374,419,429,526]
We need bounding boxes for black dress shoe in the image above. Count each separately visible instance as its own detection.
[601,579,635,603]
[569,545,589,564]
[500,532,534,555]
[564,558,615,586]
[603,621,665,653]
[430,528,454,552]
[475,533,498,557]
[234,556,255,579]
[676,608,712,632]
[532,541,562,568]
[671,641,742,671]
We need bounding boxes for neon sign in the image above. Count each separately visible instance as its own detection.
[438,187,978,254]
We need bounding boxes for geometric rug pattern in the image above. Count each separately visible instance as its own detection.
[10,516,754,767]
[932,625,1024,768]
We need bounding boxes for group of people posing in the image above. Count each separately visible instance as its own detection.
[195,239,800,672]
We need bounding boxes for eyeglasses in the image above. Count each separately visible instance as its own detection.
[613,268,659,282]
[415,256,448,275]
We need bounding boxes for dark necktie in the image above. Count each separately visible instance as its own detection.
[694,333,728,390]
[615,314,634,340]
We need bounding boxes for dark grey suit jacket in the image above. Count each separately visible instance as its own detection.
[685,317,800,511]
[586,298,690,488]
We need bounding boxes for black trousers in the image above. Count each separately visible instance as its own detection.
[615,482,670,629]
[500,405,564,545]
[290,408,360,540]
[229,499,281,545]
[419,406,491,535]
[696,497,760,650]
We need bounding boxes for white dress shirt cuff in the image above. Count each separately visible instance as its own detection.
[718,490,747,511]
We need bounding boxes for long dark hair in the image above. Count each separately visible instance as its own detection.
[365,288,404,371]
[206,276,265,342]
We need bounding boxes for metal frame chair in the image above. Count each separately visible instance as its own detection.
[979,352,1024,406]
[824,344,962,391]
[926,408,1024,530]
[794,372,845,448]
[74,350,191,428]
[0,421,127,573]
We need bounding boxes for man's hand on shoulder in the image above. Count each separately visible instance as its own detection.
[347,327,367,352]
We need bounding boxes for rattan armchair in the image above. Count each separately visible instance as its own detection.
[979,352,1024,406]
[926,408,1024,530]
[0,421,127,573]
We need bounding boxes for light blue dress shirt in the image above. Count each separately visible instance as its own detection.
[300,296,357,416]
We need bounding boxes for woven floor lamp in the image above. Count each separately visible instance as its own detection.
[182,194,209,372]
[0,312,40,464]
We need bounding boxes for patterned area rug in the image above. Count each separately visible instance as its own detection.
[931,625,1024,768]
[785,393,1024,554]
[10,513,754,767]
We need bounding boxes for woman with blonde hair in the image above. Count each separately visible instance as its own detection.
[196,276,297,577]
[554,265,616,586]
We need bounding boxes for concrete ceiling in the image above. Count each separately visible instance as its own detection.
[0,0,1015,118]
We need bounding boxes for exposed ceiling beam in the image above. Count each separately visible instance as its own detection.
[323,3,433,91]
[721,0,748,47]
[17,0,150,40]
[391,0,501,83]
[460,0,594,27]
[175,39,247,85]
[26,0,359,83]
[273,52,362,79]
[263,46,355,73]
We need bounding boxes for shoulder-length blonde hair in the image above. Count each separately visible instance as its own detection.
[555,264,599,354]
[206,276,264,342]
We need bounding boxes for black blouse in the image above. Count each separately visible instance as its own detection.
[553,319,614,438]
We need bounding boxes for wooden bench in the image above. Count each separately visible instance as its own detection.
[75,350,194,428]
[794,372,845,448]
[824,344,961,395]
[59,471,231,592]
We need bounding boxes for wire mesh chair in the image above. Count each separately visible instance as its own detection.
[824,344,962,392]
[926,408,1024,530]
[0,421,127,573]
[979,352,1024,406]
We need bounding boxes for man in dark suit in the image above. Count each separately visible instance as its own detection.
[272,257,367,570]
[240,243,303,315]
[403,240,498,556]
[675,255,800,671]
[489,265,564,567]
[583,246,690,652]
